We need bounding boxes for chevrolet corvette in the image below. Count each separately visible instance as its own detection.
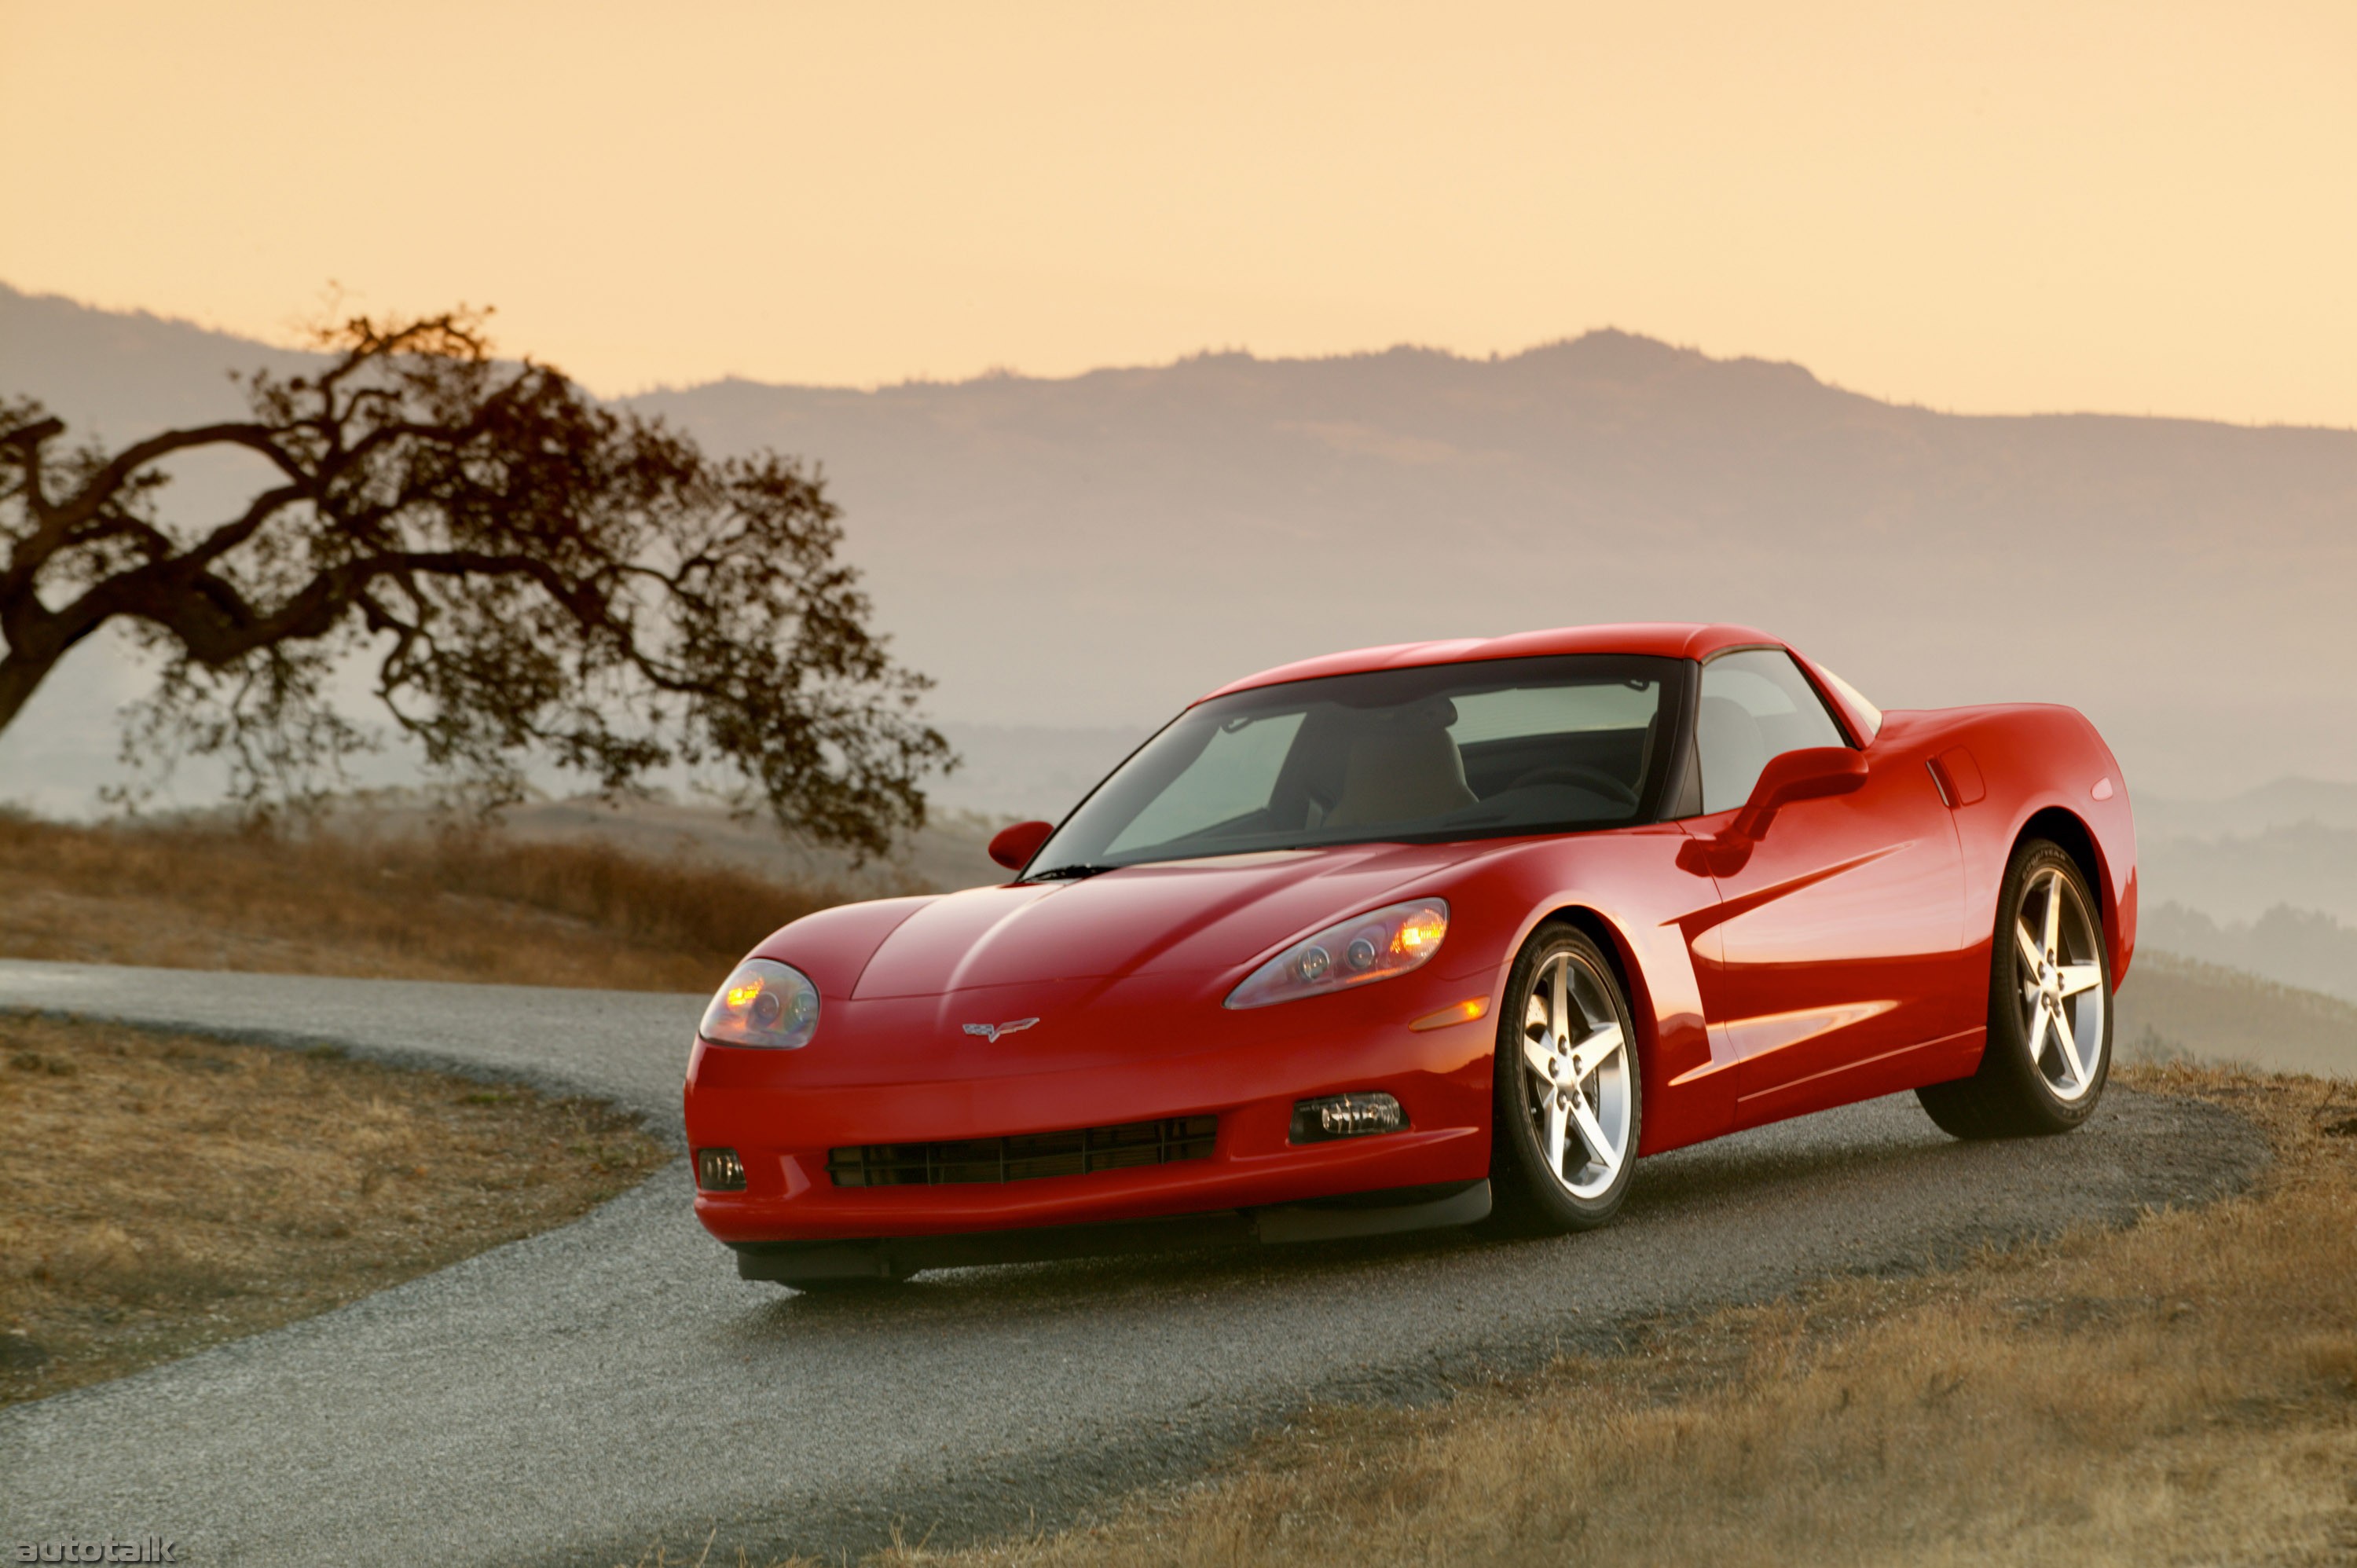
[684,623,2135,1289]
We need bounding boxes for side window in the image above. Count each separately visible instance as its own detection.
[1696,650,1848,813]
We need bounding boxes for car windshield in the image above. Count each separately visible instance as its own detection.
[1027,654,1685,875]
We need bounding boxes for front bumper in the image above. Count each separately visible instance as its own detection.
[682,967,1500,1245]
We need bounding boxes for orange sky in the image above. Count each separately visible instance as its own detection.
[3,1,2352,424]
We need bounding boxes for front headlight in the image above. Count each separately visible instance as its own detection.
[1224,898,1450,1009]
[700,958,821,1049]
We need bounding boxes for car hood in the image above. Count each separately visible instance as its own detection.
[846,841,1490,1000]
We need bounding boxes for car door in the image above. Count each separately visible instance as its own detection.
[1681,649,1970,1125]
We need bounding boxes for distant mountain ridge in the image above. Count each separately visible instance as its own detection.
[0,282,317,437]
[5,280,2356,805]
[629,327,2357,800]
[2135,777,2357,841]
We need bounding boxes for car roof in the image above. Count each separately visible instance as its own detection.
[1197,622,1780,704]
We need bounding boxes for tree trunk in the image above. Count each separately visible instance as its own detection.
[0,648,61,738]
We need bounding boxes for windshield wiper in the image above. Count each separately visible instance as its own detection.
[1025,863,1120,882]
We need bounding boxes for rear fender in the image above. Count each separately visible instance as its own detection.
[1912,705,2137,985]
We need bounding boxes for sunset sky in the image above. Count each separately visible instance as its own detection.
[3,1,2352,426]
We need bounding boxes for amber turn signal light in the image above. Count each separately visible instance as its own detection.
[1409,997,1491,1032]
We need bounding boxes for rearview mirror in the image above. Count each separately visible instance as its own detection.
[988,819,1055,870]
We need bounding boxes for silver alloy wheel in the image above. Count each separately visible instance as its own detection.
[2011,865,2107,1101]
[1518,950,1634,1200]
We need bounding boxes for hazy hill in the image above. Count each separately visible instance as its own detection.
[2140,902,2357,1006]
[629,332,2357,804]
[2119,777,2357,999]
[9,280,2357,811]
[2115,950,2357,1078]
[2135,777,2357,841]
[0,283,316,439]
[2141,820,2357,928]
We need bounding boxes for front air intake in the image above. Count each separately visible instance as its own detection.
[827,1115,1217,1188]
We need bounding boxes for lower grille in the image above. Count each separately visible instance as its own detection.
[827,1115,1218,1188]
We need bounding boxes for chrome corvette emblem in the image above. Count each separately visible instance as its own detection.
[962,1017,1039,1043]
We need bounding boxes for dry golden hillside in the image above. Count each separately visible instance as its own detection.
[0,811,859,992]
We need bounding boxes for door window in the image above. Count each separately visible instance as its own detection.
[1696,650,1849,812]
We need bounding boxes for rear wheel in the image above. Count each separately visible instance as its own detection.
[1488,924,1641,1233]
[1919,839,2112,1139]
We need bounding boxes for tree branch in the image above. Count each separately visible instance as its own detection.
[2,305,951,852]
[0,416,64,524]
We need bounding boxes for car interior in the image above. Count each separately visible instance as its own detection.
[1134,691,1665,856]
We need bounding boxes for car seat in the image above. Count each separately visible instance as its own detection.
[1324,706,1479,828]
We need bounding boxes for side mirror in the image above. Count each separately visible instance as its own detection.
[988,819,1055,871]
[1677,748,1867,877]
[1730,746,1868,843]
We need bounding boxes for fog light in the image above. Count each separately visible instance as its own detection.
[695,1148,747,1191]
[1290,1092,1409,1144]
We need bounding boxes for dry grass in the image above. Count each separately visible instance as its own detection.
[0,809,857,991]
[0,1012,669,1407]
[637,1065,2355,1568]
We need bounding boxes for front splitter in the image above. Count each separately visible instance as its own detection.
[728,1178,1492,1283]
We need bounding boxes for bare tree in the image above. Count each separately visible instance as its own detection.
[0,310,949,856]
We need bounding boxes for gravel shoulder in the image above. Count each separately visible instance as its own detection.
[0,959,2267,1567]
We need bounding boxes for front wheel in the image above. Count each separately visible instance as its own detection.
[1488,924,1642,1233]
[1919,839,2112,1139]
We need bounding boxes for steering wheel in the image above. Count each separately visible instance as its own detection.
[1504,764,1640,808]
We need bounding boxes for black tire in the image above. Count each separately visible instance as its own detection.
[1487,922,1643,1233]
[1918,839,2113,1140]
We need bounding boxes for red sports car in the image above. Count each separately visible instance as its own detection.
[684,623,2134,1289]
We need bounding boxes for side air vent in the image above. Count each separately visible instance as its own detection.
[827,1116,1217,1188]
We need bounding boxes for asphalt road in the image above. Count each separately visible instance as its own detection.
[0,958,2266,1567]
